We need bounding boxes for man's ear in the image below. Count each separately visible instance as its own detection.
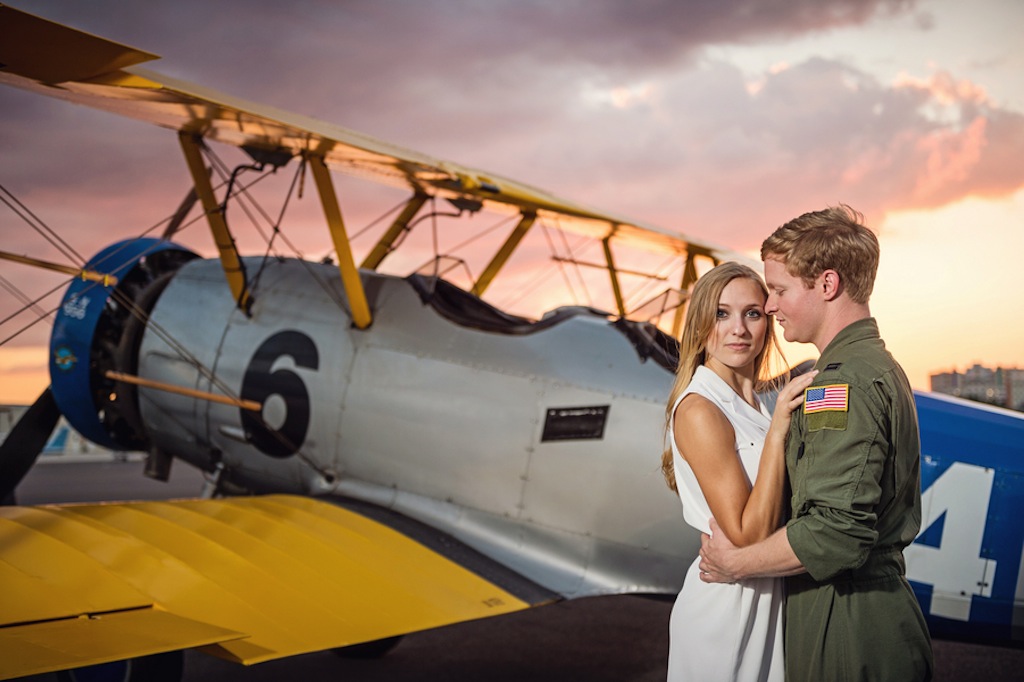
[821,269,841,300]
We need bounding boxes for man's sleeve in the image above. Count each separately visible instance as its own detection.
[786,382,888,581]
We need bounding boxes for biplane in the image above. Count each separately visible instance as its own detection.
[0,5,1021,680]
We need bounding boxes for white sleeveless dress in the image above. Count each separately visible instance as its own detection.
[667,365,784,681]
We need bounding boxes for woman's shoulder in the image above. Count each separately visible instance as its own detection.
[674,391,731,433]
[672,390,737,468]
[681,366,735,408]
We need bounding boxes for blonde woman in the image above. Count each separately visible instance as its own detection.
[663,262,815,681]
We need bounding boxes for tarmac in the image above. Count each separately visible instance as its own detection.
[13,458,1024,681]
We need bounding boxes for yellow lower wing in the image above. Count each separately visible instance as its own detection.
[0,495,541,679]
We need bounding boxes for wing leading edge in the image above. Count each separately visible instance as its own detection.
[0,494,546,679]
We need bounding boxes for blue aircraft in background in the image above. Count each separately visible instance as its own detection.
[909,392,1024,643]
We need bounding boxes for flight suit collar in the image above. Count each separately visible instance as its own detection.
[817,317,879,366]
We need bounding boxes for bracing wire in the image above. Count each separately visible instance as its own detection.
[410,212,517,289]
[444,213,517,255]
[0,164,337,478]
[0,275,50,319]
[198,145,348,309]
[0,183,84,265]
[554,221,594,304]
[317,196,415,265]
[500,216,598,313]
[249,156,307,294]
[539,220,581,304]
[350,199,408,241]
[0,277,60,330]
[621,253,683,314]
[0,285,65,347]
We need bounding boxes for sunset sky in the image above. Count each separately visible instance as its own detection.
[2,0,1023,405]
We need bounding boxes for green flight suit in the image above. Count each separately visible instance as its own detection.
[784,318,933,681]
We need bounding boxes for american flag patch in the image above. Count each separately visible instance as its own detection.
[803,384,849,414]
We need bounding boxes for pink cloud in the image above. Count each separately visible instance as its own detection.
[913,116,988,201]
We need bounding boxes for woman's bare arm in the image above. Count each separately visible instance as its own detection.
[673,372,816,546]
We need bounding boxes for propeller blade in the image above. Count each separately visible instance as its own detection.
[0,387,60,501]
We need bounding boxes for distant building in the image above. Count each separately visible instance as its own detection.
[929,364,1024,411]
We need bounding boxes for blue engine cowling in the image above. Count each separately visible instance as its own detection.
[49,238,198,450]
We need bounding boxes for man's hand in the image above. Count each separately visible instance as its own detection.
[699,517,740,583]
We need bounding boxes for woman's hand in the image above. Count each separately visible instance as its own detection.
[766,370,818,442]
[699,518,740,583]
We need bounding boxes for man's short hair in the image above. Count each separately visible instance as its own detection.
[760,204,879,304]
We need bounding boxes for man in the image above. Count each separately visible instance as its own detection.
[698,205,933,681]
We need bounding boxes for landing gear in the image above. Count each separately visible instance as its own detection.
[200,460,225,498]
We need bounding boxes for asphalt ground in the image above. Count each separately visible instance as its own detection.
[13,458,1024,681]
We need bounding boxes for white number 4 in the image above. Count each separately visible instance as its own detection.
[905,460,996,621]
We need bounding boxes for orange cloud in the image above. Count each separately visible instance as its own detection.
[913,116,988,200]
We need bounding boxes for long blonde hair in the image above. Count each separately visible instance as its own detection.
[661,262,786,492]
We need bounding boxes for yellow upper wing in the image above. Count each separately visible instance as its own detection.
[0,494,545,679]
[0,3,741,262]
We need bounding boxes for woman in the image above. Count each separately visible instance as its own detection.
[662,262,815,681]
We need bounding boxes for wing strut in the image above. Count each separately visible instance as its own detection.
[360,191,430,271]
[179,133,253,315]
[308,155,372,329]
[471,211,537,297]
[602,236,626,318]
[670,247,719,337]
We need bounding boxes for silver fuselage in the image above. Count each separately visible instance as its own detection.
[136,257,695,598]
